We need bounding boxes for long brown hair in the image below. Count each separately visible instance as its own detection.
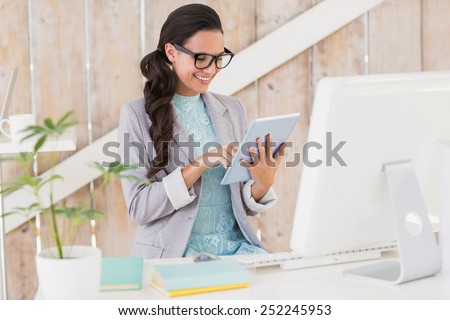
[140,4,223,178]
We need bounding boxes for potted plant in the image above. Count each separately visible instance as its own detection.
[0,112,142,299]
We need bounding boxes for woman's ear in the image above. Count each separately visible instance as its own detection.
[164,43,176,63]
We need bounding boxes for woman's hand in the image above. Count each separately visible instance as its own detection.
[182,143,238,189]
[241,134,286,201]
[199,143,238,169]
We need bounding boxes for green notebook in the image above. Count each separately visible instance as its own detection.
[152,259,249,291]
[100,257,143,291]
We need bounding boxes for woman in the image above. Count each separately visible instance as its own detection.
[119,3,286,259]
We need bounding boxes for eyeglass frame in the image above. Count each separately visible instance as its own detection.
[172,43,234,70]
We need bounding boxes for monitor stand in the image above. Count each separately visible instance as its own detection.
[344,160,442,285]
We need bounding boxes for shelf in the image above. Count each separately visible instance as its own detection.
[0,131,76,154]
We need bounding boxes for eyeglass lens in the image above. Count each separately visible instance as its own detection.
[195,54,232,69]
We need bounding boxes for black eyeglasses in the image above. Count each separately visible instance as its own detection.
[172,43,234,69]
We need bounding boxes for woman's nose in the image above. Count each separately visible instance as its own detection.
[203,61,218,74]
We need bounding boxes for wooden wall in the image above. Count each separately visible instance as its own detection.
[1,0,449,299]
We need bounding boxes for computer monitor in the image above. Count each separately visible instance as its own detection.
[290,71,449,283]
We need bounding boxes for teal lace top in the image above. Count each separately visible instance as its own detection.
[172,93,267,256]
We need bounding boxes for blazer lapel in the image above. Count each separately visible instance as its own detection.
[171,93,235,164]
[202,92,235,145]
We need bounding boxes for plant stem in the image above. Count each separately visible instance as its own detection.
[49,149,63,259]
[49,193,63,259]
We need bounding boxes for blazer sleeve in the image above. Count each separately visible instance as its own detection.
[118,104,196,226]
[235,97,278,216]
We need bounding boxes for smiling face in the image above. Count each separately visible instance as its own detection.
[164,30,225,96]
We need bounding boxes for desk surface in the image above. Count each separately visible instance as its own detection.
[98,257,450,300]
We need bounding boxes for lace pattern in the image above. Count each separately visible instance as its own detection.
[172,94,266,256]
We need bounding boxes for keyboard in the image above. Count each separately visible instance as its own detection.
[235,244,398,270]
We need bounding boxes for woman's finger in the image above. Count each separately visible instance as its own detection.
[232,146,238,157]
[240,159,253,168]
[266,134,273,161]
[256,138,265,165]
[278,142,286,157]
[248,147,260,166]
[275,143,287,165]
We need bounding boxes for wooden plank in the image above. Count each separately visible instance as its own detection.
[0,0,31,115]
[422,0,450,71]
[311,0,366,92]
[31,0,88,149]
[6,223,38,299]
[30,0,91,248]
[205,0,256,53]
[145,0,257,51]
[0,0,37,300]
[89,0,141,257]
[0,0,32,186]
[145,0,195,52]
[368,0,422,73]
[209,0,386,95]
[257,0,311,253]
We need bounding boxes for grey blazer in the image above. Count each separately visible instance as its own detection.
[118,92,277,258]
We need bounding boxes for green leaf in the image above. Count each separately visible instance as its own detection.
[51,206,103,226]
[20,132,39,142]
[44,118,55,129]
[0,156,17,163]
[12,152,34,170]
[59,121,78,130]
[18,152,34,162]
[1,210,27,218]
[88,161,106,173]
[27,202,41,211]
[17,175,41,187]
[38,174,64,190]
[119,174,151,185]
[108,163,125,174]
[81,209,104,221]
[21,125,46,133]
[1,202,41,218]
[53,207,77,218]
[11,202,41,213]
[56,111,74,126]
[110,162,139,174]
[34,135,47,153]
[0,185,23,194]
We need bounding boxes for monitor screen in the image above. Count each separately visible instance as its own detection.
[290,71,450,257]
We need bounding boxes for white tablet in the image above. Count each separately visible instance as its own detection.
[220,113,300,185]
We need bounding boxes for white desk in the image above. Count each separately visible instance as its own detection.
[97,257,450,300]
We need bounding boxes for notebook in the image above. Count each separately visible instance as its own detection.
[100,257,143,291]
[151,281,249,297]
[151,259,249,295]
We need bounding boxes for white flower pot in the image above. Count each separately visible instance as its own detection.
[36,245,101,299]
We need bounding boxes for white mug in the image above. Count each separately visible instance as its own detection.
[0,114,36,143]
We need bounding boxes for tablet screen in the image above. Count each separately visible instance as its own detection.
[220,113,300,185]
